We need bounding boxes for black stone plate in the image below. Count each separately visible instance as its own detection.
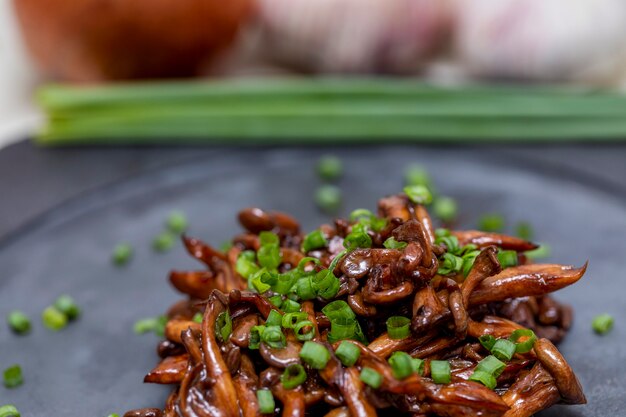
[0,143,625,416]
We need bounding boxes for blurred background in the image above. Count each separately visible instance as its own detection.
[2,0,626,146]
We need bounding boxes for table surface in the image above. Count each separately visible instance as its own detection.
[0,141,625,416]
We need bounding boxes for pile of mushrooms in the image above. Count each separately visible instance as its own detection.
[124,193,586,417]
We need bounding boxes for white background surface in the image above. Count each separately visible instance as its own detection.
[0,1,41,149]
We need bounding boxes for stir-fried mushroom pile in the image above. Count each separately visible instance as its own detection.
[125,193,587,417]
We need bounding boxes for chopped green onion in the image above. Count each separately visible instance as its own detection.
[295,277,317,300]
[491,339,517,361]
[478,214,505,232]
[192,312,203,323]
[7,311,31,335]
[249,325,265,349]
[592,314,614,335]
[315,185,342,214]
[388,351,414,380]
[294,320,315,341]
[403,185,433,205]
[53,295,80,320]
[437,253,463,275]
[154,315,168,337]
[328,249,348,274]
[261,325,286,349]
[349,209,375,222]
[257,232,282,270]
[469,369,497,390]
[383,237,408,250]
[42,306,67,331]
[297,257,321,272]
[152,232,176,252]
[3,365,23,388]
[111,243,133,266]
[266,310,284,327]
[525,244,551,260]
[312,269,340,300]
[134,317,159,334]
[282,312,308,329]
[302,230,328,252]
[322,301,355,321]
[215,311,232,342]
[236,250,260,279]
[300,341,331,369]
[349,209,387,232]
[433,197,458,223]
[479,335,496,351]
[268,295,283,308]
[273,271,298,295]
[0,405,20,417]
[430,360,451,384]
[166,211,188,234]
[404,165,432,188]
[435,233,460,253]
[256,389,275,414]
[497,250,518,269]
[335,341,361,367]
[508,329,537,353]
[281,299,301,313]
[317,155,343,182]
[475,355,505,378]
[250,268,277,294]
[220,240,234,252]
[515,222,533,240]
[386,316,411,340]
[461,250,480,277]
[359,367,382,389]
[281,364,307,389]
[343,230,372,250]
[411,358,425,375]
[328,317,358,343]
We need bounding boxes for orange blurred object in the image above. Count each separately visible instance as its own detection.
[13,0,252,82]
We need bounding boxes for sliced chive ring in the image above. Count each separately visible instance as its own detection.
[256,389,275,414]
[430,360,451,384]
[300,341,330,369]
[388,351,414,380]
[359,367,382,389]
[281,364,307,389]
[491,339,517,361]
[386,316,411,340]
[335,341,361,367]
[294,320,315,341]
[215,310,232,342]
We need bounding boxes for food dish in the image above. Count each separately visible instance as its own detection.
[125,192,586,417]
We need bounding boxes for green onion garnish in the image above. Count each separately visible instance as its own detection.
[53,295,80,321]
[111,243,133,266]
[302,230,328,252]
[322,300,355,321]
[404,165,432,188]
[268,295,283,308]
[592,314,614,335]
[281,364,307,389]
[281,299,301,313]
[515,222,533,240]
[215,311,232,342]
[430,360,451,384]
[7,311,31,335]
[475,355,506,378]
[469,369,497,390]
[312,270,340,300]
[359,367,382,389]
[0,405,20,417]
[491,339,517,361]
[525,244,551,260]
[437,253,464,275]
[294,320,315,341]
[250,269,277,294]
[497,250,518,269]
[403,185,433,205]
[386,316,411,340]
[192,312,203,323]
[134,317,159,334]
[295,277,317,300]
[433,197,458,223]
[154,315,168,337]
[335,341,361,367]
[508,329,537,353]
[42,306,67,331]
[2,365,23,389]
[479,335,496,351]
[249,325,265,349]
[256,389,275,414]
[272,271,297,295]
[383,237,408,250]
[236,250,260,279]
[328,249,348,274]
[282,312,308,329]
[343,229,372,250]
[166,211,188,234]
[315,185,342,214]
[260,325,286,349]
[152,232,176,252]
[220,240,234,252]
[265,310,283,327]
[257,231,282,270]
[300,341,331,369]
[327,317,358,343]
[388,351,414,380]
[411,358,425,375]
[317,155,343,182]
[478,214,505,232]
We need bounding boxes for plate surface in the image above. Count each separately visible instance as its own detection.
[0,145,625,416]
